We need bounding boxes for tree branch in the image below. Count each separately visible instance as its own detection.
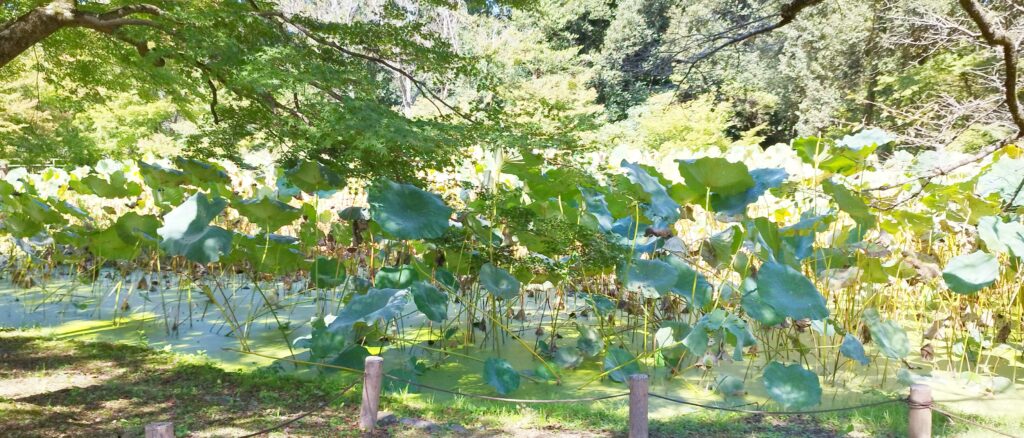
[673,0,825,66]
[958,0,1024,136]
[0,1,165,69]
[256,10,473,122]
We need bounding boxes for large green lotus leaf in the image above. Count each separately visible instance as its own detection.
[52,200,89,220]
[976,158,1024,207]
[621,160,679,222]
[682,309,727,357]
[286,161,344,194]
[704,226,743,268]
[821,179,875,230]
[763,362,822,409]
[840,334,870,365]
[332,344,372,371]
[554,347,583,369]
[942,251,999,294]
[311,256,346,288]
[157,193,232,264]
[880,209,933,236]
[483,358,520,395]
[368,179,451,240]
[338,206,368,221]
[237,234,308,274]
[375,265,419,289]
[89,226,141,260]
[723,313,757,361]
[2,214,43,238]
[655,321,691,367]
[234,197,301,232]
[710,168,788,215]
[480,263,520,300]
[621,259,678,298]
[138,161,188,187]
[756,262,829,320]
[977,216,1024,258]
[174,157,231,187]
[815,129,888,176]
[665,256,712,308]
[294,316,346,362]
[16,196,64,225]
[329,288,409,332]
[576,324,604,357]
[742,284,785,326]
[410,281,447,323]
[714,375,746,398]
[77,172,143,198]
[677,157,755,196]
[792,136,830,164]
[2,196,64,237]
[839,128,893,149]
[0,180,15,197]
[603,347,641,383]
[580,187,614,232]
[114,212,160,245]
[433,268,459,292]
[862,308,910,359]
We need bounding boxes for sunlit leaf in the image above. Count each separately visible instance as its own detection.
[942,251,999,294]
[756,262,829,320]
[763,362,822,409]
[479,263,520,300]
[368,179,452,240]
[410,281,447,322]
[603,347,640,383]
[483,358,520,395]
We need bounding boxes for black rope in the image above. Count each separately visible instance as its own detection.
[928,405,1022,438]
[237,380,359,438]
[382,373,630,404]
[648,392,905,415]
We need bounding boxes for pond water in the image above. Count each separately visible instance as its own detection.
[2,270,1023,423]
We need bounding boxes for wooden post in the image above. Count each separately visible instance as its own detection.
[908,384,932,438]
[628,374,649,438]
[360,356,384,432]
[144,422,174,438]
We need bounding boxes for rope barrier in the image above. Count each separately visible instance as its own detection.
[382,373,630,403]
[649,392,905,415]
[237,380,359,438]
[228,350,1024,437]
[928,405,1022,438]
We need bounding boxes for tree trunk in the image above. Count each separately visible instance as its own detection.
[0,1,77,69]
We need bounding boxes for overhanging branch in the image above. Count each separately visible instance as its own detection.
[958,0,1024,136]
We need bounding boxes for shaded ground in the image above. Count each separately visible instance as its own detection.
[0,332,979,437]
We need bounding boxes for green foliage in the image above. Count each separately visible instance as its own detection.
[603,347,640,383]
[409,281,448,323]
[156,193,232,264]
[862,309,910,360]
[762,362,822,409]
[942,251,999,295]
[483,357,521,395]
[755,262,829,320]
[368,180,452,240]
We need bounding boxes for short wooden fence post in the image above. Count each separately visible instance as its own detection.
[628,374,649,438]
[144,421,174,438]
[360,356,384,432]
[908,384,932,438]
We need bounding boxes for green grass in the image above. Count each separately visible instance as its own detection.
[0,332,1004,437]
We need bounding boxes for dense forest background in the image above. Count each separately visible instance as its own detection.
[1,0,1022,178]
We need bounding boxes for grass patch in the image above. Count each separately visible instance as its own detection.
[0,332,1004,437]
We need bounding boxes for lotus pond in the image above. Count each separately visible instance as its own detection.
[2,137,1024,432]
